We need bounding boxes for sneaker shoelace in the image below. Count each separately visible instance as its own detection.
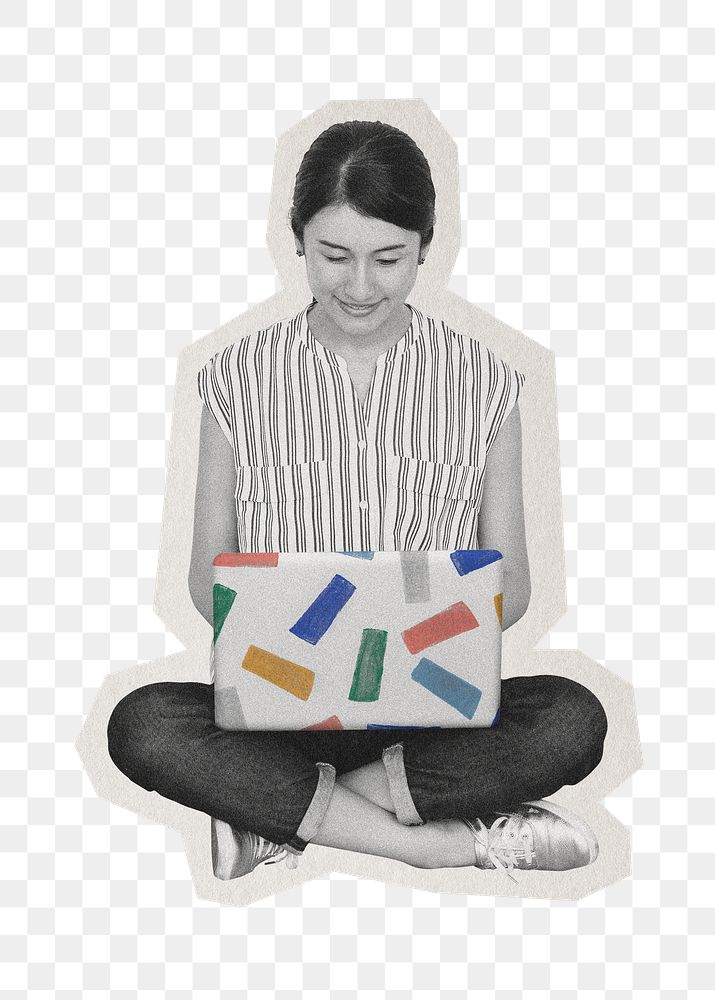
[265,849,300,870]
[251,833,301,871]
[463,814,535,882]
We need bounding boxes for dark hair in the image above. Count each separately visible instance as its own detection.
[290,120,436,252]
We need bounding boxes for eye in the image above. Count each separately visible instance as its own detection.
[324,255,347,262]
[377,259,400,266]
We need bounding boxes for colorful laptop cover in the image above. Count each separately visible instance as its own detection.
[211,550,504,731]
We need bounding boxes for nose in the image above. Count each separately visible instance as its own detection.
[343,261,375,303]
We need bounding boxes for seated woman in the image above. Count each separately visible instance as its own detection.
[107,120,608,880]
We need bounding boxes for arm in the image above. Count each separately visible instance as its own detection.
[477,401,531,630]
[188,406,239,628]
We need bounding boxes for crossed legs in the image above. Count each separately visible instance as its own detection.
[107,675,608,870]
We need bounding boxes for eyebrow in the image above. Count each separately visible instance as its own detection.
[317,240,408,253]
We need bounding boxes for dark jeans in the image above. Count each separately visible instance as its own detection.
[107,674,607,855]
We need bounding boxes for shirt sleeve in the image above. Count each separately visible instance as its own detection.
[482,346,526,462]
[196,345,234,447]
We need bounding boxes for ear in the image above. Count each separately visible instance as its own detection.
[419,237,432,263]
[293,234,304,255]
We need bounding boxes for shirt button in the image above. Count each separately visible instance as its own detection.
[359,500,368,510]
[357,439,367,450]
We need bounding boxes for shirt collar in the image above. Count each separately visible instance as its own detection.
[297,299,422,366]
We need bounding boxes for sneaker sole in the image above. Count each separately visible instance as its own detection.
[524,799,599,864]
[212,818,242,880]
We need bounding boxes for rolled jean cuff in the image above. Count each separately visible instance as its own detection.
[382,743,424,826]
[285,761,336,855]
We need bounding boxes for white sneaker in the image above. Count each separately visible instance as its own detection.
[212,818,301,880]
[463,800,599,880]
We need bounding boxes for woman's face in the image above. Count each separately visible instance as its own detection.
[298,203,424,339]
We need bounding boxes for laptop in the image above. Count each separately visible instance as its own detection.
[211,549,504,731]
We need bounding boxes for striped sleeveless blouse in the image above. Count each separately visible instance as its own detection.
[197,301,525,553]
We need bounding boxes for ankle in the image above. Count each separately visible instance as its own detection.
[412,819,476,870]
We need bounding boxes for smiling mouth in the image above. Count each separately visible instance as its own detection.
[338,299,381,310]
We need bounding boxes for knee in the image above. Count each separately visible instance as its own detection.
[552,675,608,761]
[559,676,607,732]
[106,683,170,787]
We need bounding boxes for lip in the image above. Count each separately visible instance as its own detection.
[337,298,382,314]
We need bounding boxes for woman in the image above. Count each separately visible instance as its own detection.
[108,121,608,880]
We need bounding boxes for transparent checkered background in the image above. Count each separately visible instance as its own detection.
[3,1,713,995]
